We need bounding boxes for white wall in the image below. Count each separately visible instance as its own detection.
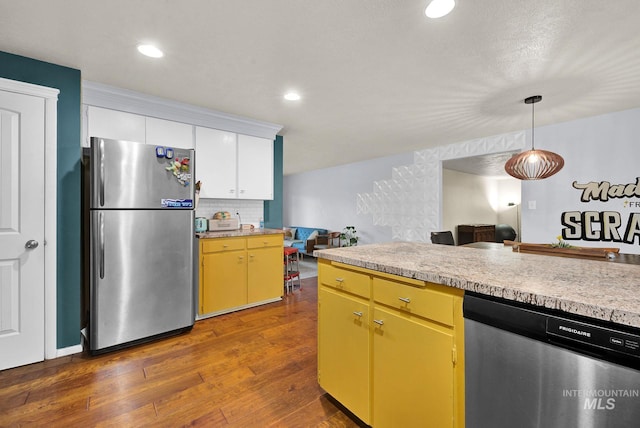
[283,152,414,245]
[522,107,640,253]
[442,170,498,242]
[442,170,521,244]
[496,179,521,239]
[284,107,640,254]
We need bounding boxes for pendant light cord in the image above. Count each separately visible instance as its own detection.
[531,101,535,151]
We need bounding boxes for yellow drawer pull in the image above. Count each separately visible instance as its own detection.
[353,311,363,317]
[223,244,229,248]
[373,319,384,326]
[335,278,344,282]
[398,297,411,304]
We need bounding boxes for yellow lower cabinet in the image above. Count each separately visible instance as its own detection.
[318,287,371,425]
[372,306,455,427]
[199,234,283,316]
[318,260,464,428]
[248,245,283,303]
[201,250,247,313]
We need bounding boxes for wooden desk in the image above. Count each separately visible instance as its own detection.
[457,224,495,245]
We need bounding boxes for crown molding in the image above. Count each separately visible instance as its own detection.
[0,76,59,98]
[82,80,282,139]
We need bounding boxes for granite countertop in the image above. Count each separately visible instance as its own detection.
[196,228,284,239]
[314,242,640,329]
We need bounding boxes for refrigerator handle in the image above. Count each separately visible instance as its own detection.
[99,138,105,207]
[99,212,105,279]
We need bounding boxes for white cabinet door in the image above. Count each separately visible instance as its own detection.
[238,135,274,200]
[146,117,194,149]
[86,106,145,146]
[195,126,237,199]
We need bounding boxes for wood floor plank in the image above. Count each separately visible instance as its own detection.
[0,277,361,427]
[269,394,360,428]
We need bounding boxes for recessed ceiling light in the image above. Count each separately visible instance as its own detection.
[425,0,455,19]
[137,44,164,58]
[284,92,301,101]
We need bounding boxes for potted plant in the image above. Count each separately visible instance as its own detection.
[340,226,359,247]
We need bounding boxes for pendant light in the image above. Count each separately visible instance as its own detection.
[505,95,564,180]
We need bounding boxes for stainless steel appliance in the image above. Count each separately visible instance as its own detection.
[464,293,640,428]
[82,137,196,354]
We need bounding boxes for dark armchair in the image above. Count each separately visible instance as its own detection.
[431,231,455,245]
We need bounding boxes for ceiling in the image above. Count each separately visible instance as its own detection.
[2,1,640,176]
[443,152,519,178]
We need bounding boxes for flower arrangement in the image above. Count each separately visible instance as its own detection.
[551,235,573,248]
[340,226,359,247]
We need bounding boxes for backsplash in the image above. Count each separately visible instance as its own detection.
[196,198,264,226]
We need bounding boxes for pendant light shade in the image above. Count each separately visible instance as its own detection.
[505,95,565,180]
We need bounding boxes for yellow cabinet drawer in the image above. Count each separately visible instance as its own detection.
[373,277,454,326]
[201,237,246,253]
[319,262,370,299]
[247,234,283,249]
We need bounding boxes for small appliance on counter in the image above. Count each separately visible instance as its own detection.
[208,211,240,231]
[195,217,208,232]
[208,218,239,231]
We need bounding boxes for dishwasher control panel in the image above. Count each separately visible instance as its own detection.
[547,317,640,359]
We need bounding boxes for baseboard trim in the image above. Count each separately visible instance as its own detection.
[54,344,83,359]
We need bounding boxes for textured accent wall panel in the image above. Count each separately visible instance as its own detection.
[357,131,526,242]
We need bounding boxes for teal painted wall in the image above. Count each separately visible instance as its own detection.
[0,51,82,348]
[264,135,283,228]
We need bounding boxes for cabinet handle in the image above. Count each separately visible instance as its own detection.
[398,297,411,303]
[229,189,235,194]
[353,311,363,317]
[238,256,244,260]
[373,319,384,326]
[240,189,246,194]
[335,278,344,283]
[223,244,229,248]
[98,139,105,207]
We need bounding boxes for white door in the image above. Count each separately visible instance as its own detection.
[146,117,194,149]
[0,89,46,370]
[238,134,273,200]
[85,105,145,147]
[195,126,237,198]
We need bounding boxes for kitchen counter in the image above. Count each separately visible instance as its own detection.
[314,242,640,328]
[196,228,284,239]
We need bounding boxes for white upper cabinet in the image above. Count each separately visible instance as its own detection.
[146,117,194,149]
[86,106,145,146]
[82,82,280,202]
[195,126,237,199]
[238,134,274,200]
[195,127,274,200]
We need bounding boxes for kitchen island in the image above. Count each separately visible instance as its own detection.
[315,241,640,328]
[196,228,284,318]
[314,242,640,427]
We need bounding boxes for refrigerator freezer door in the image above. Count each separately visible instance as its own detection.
[89,137,194,209]
[89,209,195,351]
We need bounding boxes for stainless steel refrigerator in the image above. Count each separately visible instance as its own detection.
[82,137,196,354]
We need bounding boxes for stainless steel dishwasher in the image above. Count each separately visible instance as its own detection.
[464,292,640,428]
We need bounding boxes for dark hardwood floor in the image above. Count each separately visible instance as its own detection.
[0,277,362,427]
